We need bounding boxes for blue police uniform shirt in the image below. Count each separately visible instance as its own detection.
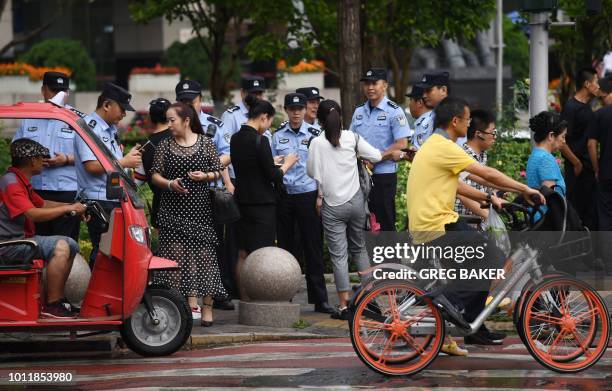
[200,111,230,188]
[271,121,321,194]
[412,110,434,150]
[414,110,465,149]
[74,112,123,200]
[13,118,78,191]
[349,96,411,174]
[221,100,272,178]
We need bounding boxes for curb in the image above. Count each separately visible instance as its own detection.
[188,332,338,347]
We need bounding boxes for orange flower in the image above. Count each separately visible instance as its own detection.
[130,63,180,75]
[0,63,72,81]
[277,59,325,74]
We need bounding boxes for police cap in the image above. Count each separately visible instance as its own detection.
[42,71,70,91]
[241,76,265,93]
[360,68,387,82]
[175,79,202,101]
[101,82,135,112]
[284,93,307,108]
[295,87,324,101]
[415,71,450,89]
[406,85,425,99]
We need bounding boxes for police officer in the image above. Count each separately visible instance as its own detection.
[12,72,81,240]
[406,85,433,150]
[295,87,324,126]
[414,71,459,146]
[74,83,142,269]
[271,93,333,314]
[175,79,236,309]
[349,68,411,231]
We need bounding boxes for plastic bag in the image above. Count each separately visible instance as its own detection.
[483,206,511,257]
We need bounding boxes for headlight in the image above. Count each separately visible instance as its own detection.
[129,225,146,245]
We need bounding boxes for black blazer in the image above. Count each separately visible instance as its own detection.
[230,125,284,205]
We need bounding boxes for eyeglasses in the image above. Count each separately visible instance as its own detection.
[458,116,472,124]
[479,128,497,137]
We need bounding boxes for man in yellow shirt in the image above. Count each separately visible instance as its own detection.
[406,97,544,347]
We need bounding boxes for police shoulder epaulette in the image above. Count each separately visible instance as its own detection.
[276,120,289,132]
[226,105,240,113]
[307,127,322,136]
[207,116,224,127]
[387,100,400,109]
[356,101,366,108]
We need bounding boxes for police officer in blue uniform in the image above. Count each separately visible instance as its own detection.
[74,83,142,268]
[175,79,236,309]
[406,85,433,150]
[12,72,81,240]
[295,87,324,126]
[349,68,411,231]
[414,71,463,146]
[271,93,333,314]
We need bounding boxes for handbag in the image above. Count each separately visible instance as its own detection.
[353,132,376,231]
[209,174,241,225]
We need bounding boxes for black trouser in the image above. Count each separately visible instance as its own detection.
[34,190,80,241]
[370,173,397,232]
[86,200,120,270]
[565,162,598,230]
[429,220,506,323]
[597,180,612,273]
[215,222,237,298]
[221,178,239,298]
[277,190,328,305]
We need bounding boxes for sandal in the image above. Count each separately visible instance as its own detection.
[201,303,213,327]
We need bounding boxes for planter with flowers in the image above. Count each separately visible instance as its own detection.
[129,64,180,93]
[0,63,73,94]
[277,60,325,90]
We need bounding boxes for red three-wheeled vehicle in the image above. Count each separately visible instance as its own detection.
[0,102,192,356]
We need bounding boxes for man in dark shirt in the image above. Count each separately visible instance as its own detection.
[561,67,600,229]
[588,76,612,230]
[134,98,171,228]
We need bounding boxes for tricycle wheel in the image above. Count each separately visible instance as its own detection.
[120,287,192,356]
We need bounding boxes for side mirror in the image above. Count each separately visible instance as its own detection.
[106,172,124,200]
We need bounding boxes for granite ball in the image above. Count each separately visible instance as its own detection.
[65,253,91,306]
[240,247,301,301]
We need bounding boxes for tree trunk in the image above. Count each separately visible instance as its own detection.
[338,0,362,127]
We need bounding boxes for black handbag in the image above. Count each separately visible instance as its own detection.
[209,175,241,225]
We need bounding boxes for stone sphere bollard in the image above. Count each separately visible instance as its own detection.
[240,247,302,301]
[238,247,302,327]
[42,253,91,307]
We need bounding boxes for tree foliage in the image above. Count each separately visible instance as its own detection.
[161,38,241,91]
[551,0,612,107]
[503,15,529,80]
[18,39,96,90]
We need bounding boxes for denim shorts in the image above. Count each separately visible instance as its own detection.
[0,235,79,266]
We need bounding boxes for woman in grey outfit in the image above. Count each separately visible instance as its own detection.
[307,99,393,319]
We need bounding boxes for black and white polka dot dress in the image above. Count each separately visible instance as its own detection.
[151,134,227,298]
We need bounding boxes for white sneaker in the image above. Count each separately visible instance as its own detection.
[191,305,202,320]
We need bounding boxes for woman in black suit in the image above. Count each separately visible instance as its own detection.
[230,95,297,296]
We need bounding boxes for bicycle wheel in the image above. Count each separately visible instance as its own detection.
[514,271,572,346]
[350,281,444,376]
[521,276,609,373]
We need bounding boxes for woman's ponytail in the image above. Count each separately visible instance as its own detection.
[317,99,342,147]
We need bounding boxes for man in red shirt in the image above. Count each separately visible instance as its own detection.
[0,139,86,318]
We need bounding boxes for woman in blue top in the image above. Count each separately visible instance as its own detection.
[526,111,568,217]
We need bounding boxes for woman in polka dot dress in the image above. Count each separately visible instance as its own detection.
[151,102,226,326]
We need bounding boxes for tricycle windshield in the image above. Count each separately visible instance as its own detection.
[74,117,145,209]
